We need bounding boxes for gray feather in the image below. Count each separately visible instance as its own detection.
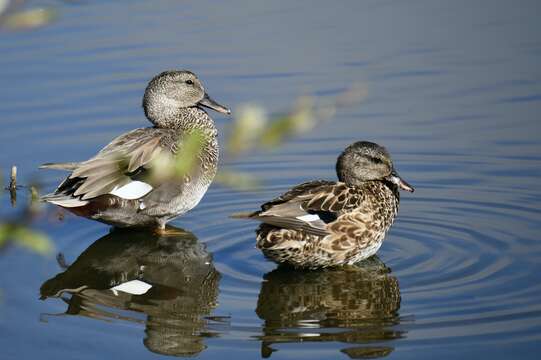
[40,162,80,171]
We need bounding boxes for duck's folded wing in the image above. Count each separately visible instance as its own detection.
[245,181,364,237]
[45,128,168,204]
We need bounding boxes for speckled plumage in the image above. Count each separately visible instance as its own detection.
[41,70,230,229]
[235,141,414,269]
[256,180,399,268]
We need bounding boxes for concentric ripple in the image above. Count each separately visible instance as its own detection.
[169,151,541,352]
[1,0,541,359]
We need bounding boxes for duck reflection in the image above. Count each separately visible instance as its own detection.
[40,227,222,357]
[256,257,403,359]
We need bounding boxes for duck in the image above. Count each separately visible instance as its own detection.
[40,70,230,231]
[233,141,414,268]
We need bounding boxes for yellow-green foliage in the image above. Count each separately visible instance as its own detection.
[0,223,53,255]
[1,7,57,30]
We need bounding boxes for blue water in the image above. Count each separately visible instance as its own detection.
[1,0,540,359]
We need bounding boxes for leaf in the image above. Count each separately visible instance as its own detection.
[173,129,206,177]
[0,224,53,255]
[149,129,207,182]
[2,8,57,30]
[226,104,267,157]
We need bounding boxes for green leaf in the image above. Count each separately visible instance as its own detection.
[0,224,53,255]
[2,8,57,30]
[173,129,206,177]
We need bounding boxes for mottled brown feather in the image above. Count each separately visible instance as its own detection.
[254,181,365,237]
[254,181,400,268]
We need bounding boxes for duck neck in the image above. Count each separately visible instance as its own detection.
[146,106,217,134]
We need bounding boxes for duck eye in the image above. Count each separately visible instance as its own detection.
[369,156,383,164]
[185,79,194,85]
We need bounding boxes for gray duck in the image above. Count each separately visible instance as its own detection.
[41,70,230,230]
[234,141,414,268]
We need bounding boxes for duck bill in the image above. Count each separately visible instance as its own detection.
[387,171,414,192]
[198,93,231,115]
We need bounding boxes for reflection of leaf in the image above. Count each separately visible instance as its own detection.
[0,224,53,255]
[29,186,42,214]
[215,170,260,191]
[2,7,57,30]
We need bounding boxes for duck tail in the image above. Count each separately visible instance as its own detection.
[40,193,88,207]
[40,162,80,171]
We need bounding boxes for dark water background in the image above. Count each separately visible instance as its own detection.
[1,0,541,359]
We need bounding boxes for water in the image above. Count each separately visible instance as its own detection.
[1,0,540,359]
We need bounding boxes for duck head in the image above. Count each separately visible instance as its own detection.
[143,70,230,127]
[336,141,414,192]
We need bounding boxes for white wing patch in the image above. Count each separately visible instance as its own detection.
[109,181,153,200]
[296,214,321,222]
[110,279,152,296]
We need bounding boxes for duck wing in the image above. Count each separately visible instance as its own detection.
[237,180,364,237]
[39,162,80,171]
[41,128,170,206]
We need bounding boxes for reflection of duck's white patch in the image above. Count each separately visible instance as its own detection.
[110,279,152,296]
[291,305,308,313]
[297,320,321,329]
[110,181,153,200]
[297,214,320,222]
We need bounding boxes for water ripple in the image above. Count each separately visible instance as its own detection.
[175,150,541,350]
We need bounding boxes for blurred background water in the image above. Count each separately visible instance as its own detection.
[1,0,540,359]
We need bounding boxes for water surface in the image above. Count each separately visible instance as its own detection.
[1,1,540,359]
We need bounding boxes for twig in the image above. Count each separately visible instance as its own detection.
[9,165,16,190]
[9,165,17,207]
